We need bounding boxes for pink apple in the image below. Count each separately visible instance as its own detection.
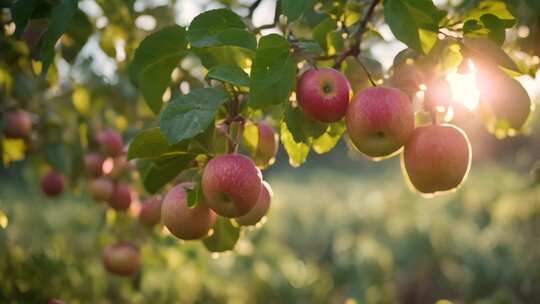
[107,183,132,211]
[139,196,162,227]
[97,128,124,157]
[89,177,114,202]
[84,152,105,177]
[103,242,140,276]
[40,170,65,197]
[4,110,32,138]
[235,181,273,226]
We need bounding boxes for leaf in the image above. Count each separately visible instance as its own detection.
[207,65,250,87]
[127,127,189,160]
[129,26,188,114]
[280,121,310,168]
[480,13,514,45]
[312,17,337,51]
[312,122,345,154]
[194,46,254,69]
[141,155,194,194]
[61,9,92,63]
[383,0,446,53]
[186,179,203,208]
[45,143,71,174]
[202,217,241,252]
[463,37,519,73]
[281,0,313,22]
[249,34,297,109]
[463,0,515,22]
[39,0,78,73]
[284,106,327,144]
[293,39,324,58]
[159,88,229,145]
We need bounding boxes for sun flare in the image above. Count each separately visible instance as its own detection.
[445,60,481,110]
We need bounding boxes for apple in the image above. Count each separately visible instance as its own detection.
[202,154,262,218]
[97,128,124,157]
[4,110,32,139]
[107,183,132,211]
[346,86,415,159]
[253,121,279,169]
[402,124,471,195]
[84,152,105,177]
[161,183,216,240]
[89,177,114,202]
[47,300,65,304]
[40,170,65,197]
[235,181,272,226]
[139,196,162,227]
[102,242,140,276]
[296,67,351,122]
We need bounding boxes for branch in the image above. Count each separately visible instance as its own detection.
[248,0,263,18]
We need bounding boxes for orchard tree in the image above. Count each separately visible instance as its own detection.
[0,0,538,278]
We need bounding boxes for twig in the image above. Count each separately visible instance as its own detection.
[254,23,277,33]
[248,0,263,18]
[356,57,378,86]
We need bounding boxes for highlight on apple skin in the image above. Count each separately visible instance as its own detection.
[253,121,279,169]
[161,183,216,240]
[84,152,105,178]
[346,86,415,159]
[107,182,132,211]
[402,124,471,196]
[296,67,351,123]
[4,109,32,139]
[40,170,65,197]
[139,196,162,227]
[102,242,140,277]
[235,181,273,227]
[89,176,114,202]
[97,128,124,157]
[202,154,263,218]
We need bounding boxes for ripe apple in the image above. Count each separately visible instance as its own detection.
[4,110,32,138]
[89,177,114,202]
[84,152,105,177]
[402,124,471,195]
[346,86,415,159]
[161,183,216,240]
[296,67,351,122]
[202,154,262,218]
[102,242,140,276]
[235,181,273,226]
[40,170,65,197]
[107,183,132,211]
[139,196,162,227]
[97,128,124,157]
[253,121,279,169]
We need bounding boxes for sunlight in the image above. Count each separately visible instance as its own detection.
[445,60,480,110]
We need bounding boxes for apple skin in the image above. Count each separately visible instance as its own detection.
[402,124,471,195]
[202,154,262,218]
[235,181,273,226]
[4,110,32,139]
[89,177,114,202]
[161,184,216,240]
[40,171,65,197]
[107,183,132,211]
[97,129,124,157]
[254,121,279,169]
[84,152,105,177]
[296,67,351,123]
[346,86,415,159]
[139,196,162,227]
[102,242,140,277]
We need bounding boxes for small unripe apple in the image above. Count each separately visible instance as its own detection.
[107,183,132,211]
[402,124,471,195]
[253,121,279,169]
[161,184,216,240]
[89,177,114,202]
[139,196,162,227]
[84,152,105,177]
[97,128,124,157]
[202,154,262,218]
[346,86,415,159]
[40,170,65,197]
[235,181,273,226]
[102,242,140,277]
[4,110,32,138]
[296,67,351,122]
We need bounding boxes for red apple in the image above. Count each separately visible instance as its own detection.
[402,124,471,195]
[235,181,272,226]
[40,170,65,197]
[4,110,32,138]
[253,121,279,169]
[139,196,162,227]
[84,152,105,177]
[346,86,415,159]
[161,183,216,240]
[89,177,114,202]
[107,183,132,211]
[202,154,262,218]
[97,128,124,157]
[296,67,351,122]
[103,242,140,276]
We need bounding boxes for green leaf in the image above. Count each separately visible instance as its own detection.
[384,0,446,53]
[10,0,38,36]
[207,65,250,87]
[129,26,188,114]
[46,143,71,174]
[61,9,92,63]
[281,0,313,22]
[141,155,194,194]
[194,46,254,69]
[284,106,328,144]
[312,17,337,51]
[463,0,515,22]
[159,88,229,145]
[463,37,519,73]
[312,122,345,154]
[127,127,189,160]
[249,34,297,109]
[293,39,324,57]
[202,217,241,252]
[480,13,514,45]
[280,121,310,168]
[39,0,78,73]
[186,179,203,208]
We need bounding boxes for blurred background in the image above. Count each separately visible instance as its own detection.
[1,0,540,303]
